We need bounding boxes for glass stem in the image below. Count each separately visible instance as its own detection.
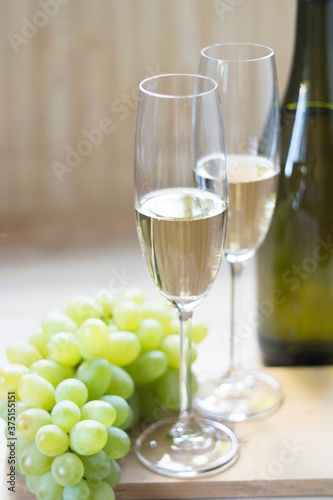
[177,307,194,425]
[229,261,243,373]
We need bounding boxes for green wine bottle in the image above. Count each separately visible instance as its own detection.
[257,0,333,365]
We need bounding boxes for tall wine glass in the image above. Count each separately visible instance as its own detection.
[134,74,238,477]
[195,44,283,421]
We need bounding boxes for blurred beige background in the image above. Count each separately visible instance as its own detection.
[0,0,297,243]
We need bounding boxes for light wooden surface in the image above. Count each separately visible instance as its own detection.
[0,0,297,240]
[3,366,333,499]
[112,366,333,499]
[1,239,333,499]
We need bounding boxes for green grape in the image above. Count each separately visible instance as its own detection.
[118,406,134,431]
[135,318,164,352]
[16,459,25,476]
[75,358,112,400]
[103,458,121,488]
[112,300,142,331]
[7,342,42,367]
[20,442,54,476]
[51,400,81,432]
[16,408,52,439]
[94,289,114,318]
[18,374,55,411]
[161,334,197,369]
[55,378,88,408]
[0,363,29,399]
[78,319,111,360]
[136,384,166,421]
[69,420,107,455]
[125,350,168,385]
[29,327,49,357]
[79,450,110,482]
[63,479,90,500]
[100,395,130,428]
[65,295,104,326]
[16,400,30,415]
[108,322,118,333]
[89,481,115,500]
[4,426,12,439]
[154,368,180,409]
[51,452,84,487]
[0,398,8,420]
[190,320,208,344]
[1,399,24,426]
[163,317,179,336]
[82,471,104,491]
[140,301,171,333]
[86,478,101,491]
[106,331,141,366]
[120,287,145,305]
[154,368,197,410]
[35,424,69,457]
[37,471,64,500]
[47,332,81,367]
[30,359,74,388]
[17,435,34,456]
[126,391,141,430]
[81,401,116,428]
[42,311,78,337]
[25,475,40,494]
[168,306,179,320]
[105,364,134,399]
[103,426,130,459]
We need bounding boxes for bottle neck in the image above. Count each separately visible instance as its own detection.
[284,0,333,105]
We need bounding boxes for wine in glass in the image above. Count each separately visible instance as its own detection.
[134,74,238,477]
[195,43,283,421]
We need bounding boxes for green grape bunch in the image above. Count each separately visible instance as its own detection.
[0,287,209,500]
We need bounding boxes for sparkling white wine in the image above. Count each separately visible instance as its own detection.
[225,155,279,260]
[136,187,227,304]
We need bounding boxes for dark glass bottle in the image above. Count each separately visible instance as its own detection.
[257,0,333,365]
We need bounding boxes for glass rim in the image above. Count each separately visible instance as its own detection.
[200,42,275,62]
[139,73,218,99]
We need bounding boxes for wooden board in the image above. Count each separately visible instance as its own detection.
[1,242,332,499]
[3,366,333,500]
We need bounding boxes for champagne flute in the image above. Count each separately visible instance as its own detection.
[134,74,238,477]
[195,43,283,421]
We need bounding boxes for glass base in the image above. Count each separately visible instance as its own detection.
[194,369,282,422]
[135,416,239,478]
